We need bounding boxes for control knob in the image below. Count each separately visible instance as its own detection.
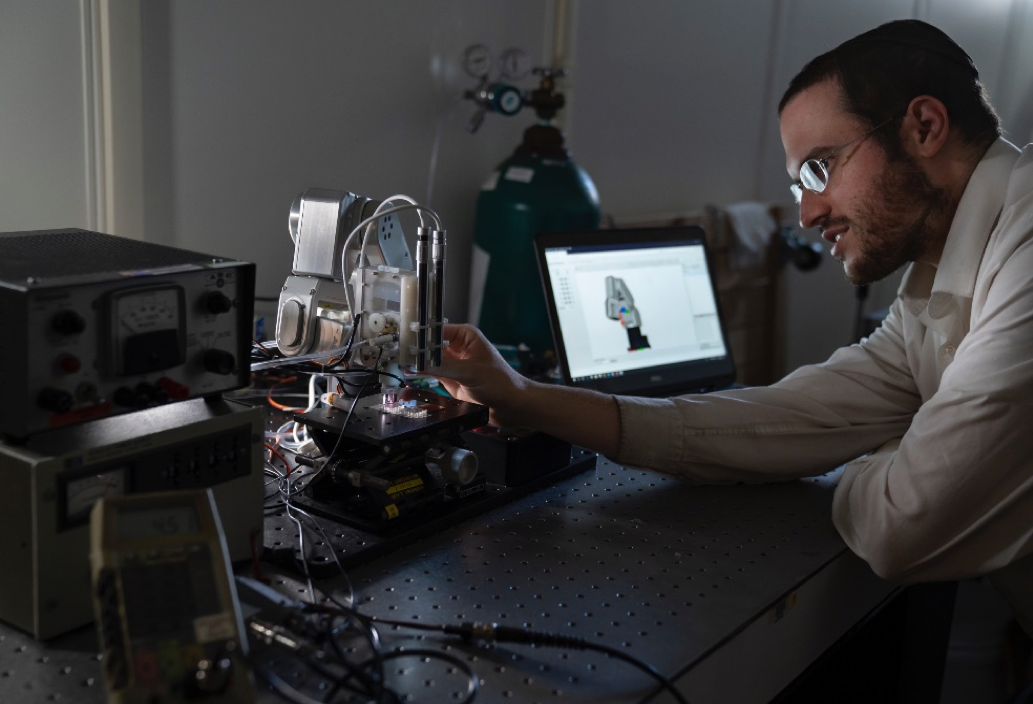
[205,291,233,315]
[203,349,236,375]
[113,386,148,409]
[425,445,479,485]
[37,387,74,413]
[51,310,86,336]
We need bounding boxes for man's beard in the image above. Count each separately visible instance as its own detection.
[840,150,950,286]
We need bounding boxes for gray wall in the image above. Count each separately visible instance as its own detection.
[4,0,1032,372]
[0,1,96,231]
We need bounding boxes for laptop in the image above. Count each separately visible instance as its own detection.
[534,226,736,398]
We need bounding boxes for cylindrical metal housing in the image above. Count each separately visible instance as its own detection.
[430,228,446,367]
[415,226,431,371]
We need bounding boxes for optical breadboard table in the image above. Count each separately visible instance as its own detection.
[0,458,893,704]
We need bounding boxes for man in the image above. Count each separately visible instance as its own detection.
[432,20,1033,632]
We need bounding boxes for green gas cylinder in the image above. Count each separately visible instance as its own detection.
[470,77,600,355]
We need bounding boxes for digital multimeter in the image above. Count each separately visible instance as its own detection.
[89,489,256,703]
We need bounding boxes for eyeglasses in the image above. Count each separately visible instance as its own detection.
[789,117,896,203]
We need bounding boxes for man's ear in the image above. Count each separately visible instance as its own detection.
[902,95,950,157]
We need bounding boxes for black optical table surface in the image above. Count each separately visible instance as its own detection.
[0,457,891,704]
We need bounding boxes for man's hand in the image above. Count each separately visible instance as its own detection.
[428,324,531,427]
[428,323,622,456]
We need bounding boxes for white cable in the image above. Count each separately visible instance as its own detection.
[282,501,356,608]
[375,194,425,228]
[307,373,320,410]
[337,201,442,320]
[266,420,310,454]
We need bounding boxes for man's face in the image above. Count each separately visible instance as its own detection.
[780,80,947,285]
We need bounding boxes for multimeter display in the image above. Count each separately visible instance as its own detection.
[117,502,200,540]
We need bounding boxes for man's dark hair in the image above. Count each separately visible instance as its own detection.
[778,19,1001,153]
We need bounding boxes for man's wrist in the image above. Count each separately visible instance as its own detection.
[498,376,548,429]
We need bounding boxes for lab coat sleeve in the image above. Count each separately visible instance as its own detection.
[834,220,1033,583]
[611,297,920,482]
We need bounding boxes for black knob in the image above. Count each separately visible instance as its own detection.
[203,349,236,375]
[205,291,233,315]
[37,387,73,413]
[51,310,86,336]
[135,382,169,405]
[114,386,148,409]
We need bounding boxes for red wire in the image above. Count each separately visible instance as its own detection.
[265,441,292,477]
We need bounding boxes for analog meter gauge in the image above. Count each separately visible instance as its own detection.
[62,467,127,527]
[463,44,493,78]
[106,284,187,376]
[499,48,532,81]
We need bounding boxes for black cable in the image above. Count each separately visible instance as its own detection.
[326,347,382,461]
[314,604,688,704]
[440,623,689,704]
[339,312,362,363]
[250,661,332,704]
[323,615,388,704]
[256,589,684,704]
[373,369,407,387]
[330,367,406,391]
[303,643,383,704]
[253,338,277,357]
[246,592,388,702]
[375,648,478,704]
[331,372,382,391]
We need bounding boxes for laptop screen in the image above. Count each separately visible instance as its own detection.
[535,226,736,398]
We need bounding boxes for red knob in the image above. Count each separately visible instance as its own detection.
[57,354,81,374]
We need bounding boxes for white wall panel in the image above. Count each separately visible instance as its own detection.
[0,1,92,232]
[567,1,778,220]
[923,0,1017,109]
[995,0,1033,144]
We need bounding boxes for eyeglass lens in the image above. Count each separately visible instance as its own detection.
[800,160,828,192]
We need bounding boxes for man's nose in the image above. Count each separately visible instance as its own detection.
[798,189,830,230]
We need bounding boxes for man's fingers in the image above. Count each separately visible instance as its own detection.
[435,377,462,399]
[425,350,459,380]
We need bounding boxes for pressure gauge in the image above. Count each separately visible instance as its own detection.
[463,44,493,78]
[105,284,187,376]
[62,467,127,526]
[499,48,532,81]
